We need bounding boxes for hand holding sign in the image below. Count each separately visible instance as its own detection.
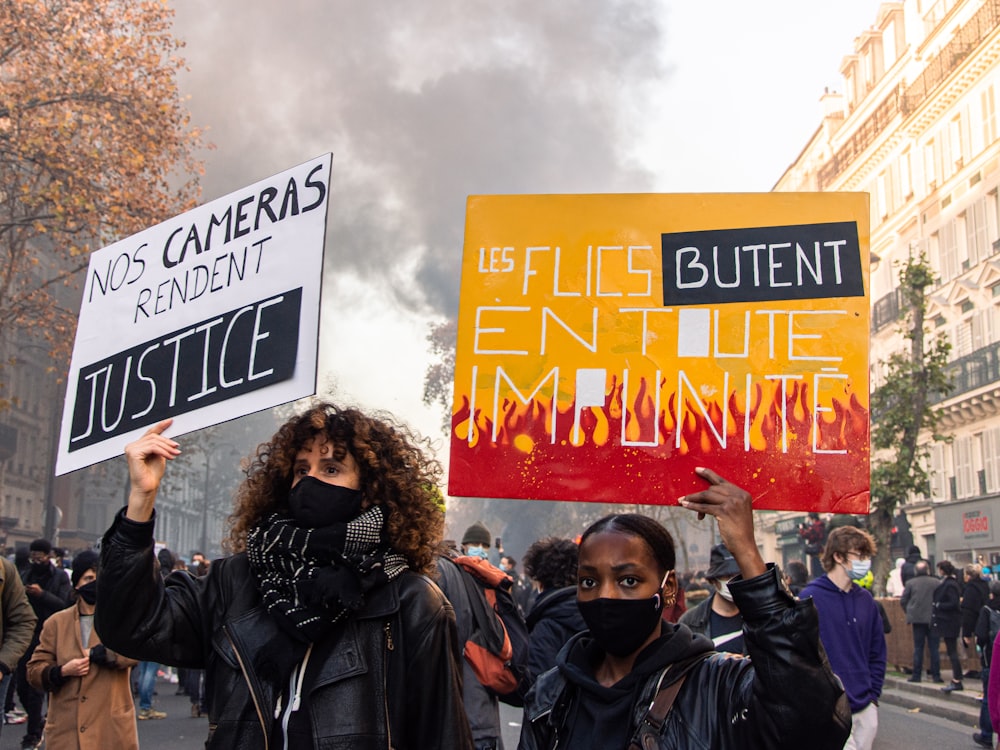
[124,419,180,523]
[679,467,766,580]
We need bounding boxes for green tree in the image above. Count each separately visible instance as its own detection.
[0,0,203,373]
[423,319,457,435]
[869,252,952,595]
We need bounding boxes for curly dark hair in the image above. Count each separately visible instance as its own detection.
[522,538,579,591]
[226,402,444,574]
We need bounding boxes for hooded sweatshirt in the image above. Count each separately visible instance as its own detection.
[555,622,714,749]
[525,586,587,681]
[800,574,886,712]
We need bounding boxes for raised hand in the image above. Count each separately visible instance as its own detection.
[124,419,180,523]
[679,467,766,580]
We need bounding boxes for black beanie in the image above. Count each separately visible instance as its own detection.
[71,550,100,587]
[462,521,492,547]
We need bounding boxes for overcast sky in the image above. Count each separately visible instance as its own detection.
[170,0,883,453]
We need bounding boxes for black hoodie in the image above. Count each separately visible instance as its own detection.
[555,623,714,749]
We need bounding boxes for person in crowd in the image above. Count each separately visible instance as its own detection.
[784,559,810,596]
[678,543,746,654]
[96,404,472,749]
[436,541,505,750]
[800,526,887,750]
[17,538,73,749]
[0,550,35,741]
[885,557,906,597]
[974,580,1000,748]
[131,658,165,720]
[500,555,535,617]
[27,550,138,749]
[462,522,494,562]
[189,552,210,578]
[49,550,70,584]
[521,537,586,680]
[518,467,850,750]
[963,563,991,670]
[900,560,942,683]
[932,560,965,693]
[682,569,711,608]
[798,511,827,579]
[901,545,925,587]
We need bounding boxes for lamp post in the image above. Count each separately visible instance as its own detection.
[200,450,212,557]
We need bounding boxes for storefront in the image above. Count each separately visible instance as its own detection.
[935,496,1000,569]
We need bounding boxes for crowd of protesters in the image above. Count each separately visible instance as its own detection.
[10,404,1000,749]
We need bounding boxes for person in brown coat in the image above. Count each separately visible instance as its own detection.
[26,550,138,750]
[0,555,37,742]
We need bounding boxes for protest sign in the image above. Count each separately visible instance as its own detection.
[448,193,870,513]
[55,154,332,475]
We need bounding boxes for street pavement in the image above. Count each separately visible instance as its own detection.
[0,669,988,749]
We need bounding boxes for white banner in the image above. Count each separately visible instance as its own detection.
[56,154,332,475]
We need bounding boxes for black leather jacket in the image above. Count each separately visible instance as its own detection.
[518,566,851,750]
[96,510,473,750]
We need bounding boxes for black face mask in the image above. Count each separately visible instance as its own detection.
[288,476,364,528]
[577,588,666,657]
[28,561,52,581]
[76,580,97,605]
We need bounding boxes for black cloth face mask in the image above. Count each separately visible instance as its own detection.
[288,476,364,528]
[577,574,669,657]
[75,580,98,605]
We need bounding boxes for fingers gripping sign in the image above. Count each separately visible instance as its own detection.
[124,419,181,523]
[679,467,766,580]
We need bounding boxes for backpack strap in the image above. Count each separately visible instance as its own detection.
[627,668,688,750]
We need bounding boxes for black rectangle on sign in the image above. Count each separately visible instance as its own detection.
[661,221,864,305]
[68,288,302,452]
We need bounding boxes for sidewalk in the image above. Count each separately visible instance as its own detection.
[880,671,983,729]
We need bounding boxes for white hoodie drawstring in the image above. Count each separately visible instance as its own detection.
[279,643,314,748]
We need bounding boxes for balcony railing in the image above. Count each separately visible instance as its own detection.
[819,0,1000,188]
[928,338,1000,405]
[871,288,904,333]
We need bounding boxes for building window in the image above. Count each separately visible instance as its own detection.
[925,139,937,189]
[930,442,947,500]
[901,149,913,200]
[938,220,959,281]
[984,86,998,146]
[966,197,990,266]
[985,428,1000,493]
[953,435,975,499]
[950,112,967,173]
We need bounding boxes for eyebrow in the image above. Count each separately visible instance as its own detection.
[578,562,643,574]
[293,457,345,467]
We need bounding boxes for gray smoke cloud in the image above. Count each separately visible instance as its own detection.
[171,0,666,317]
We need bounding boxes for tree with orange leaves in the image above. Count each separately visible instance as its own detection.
[0,0,204,371]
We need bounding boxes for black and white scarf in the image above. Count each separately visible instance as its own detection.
[246,505,408,642]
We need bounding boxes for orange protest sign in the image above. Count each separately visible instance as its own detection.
[448,193,870,513]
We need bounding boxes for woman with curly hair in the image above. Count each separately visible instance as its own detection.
[96,403,473,750]
[522,537,586,681]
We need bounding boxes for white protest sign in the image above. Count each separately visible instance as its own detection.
[56,154,332,475]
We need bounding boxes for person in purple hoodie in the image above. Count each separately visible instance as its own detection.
[800,526,887,750]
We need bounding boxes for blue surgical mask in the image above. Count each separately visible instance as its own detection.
[847,559,871,580]
[466,545,488,560]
